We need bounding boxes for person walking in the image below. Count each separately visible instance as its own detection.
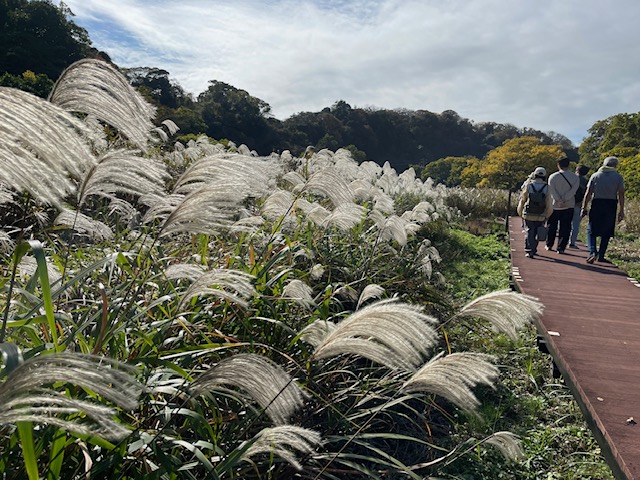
[581,156,625,264]
[519,169,537,230]
[518,167,552,258]
[569,164,590,248]
[546,156,579,254]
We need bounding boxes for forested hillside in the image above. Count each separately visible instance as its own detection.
[3,0,640,198]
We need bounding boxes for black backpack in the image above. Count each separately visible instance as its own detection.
[525,183,547,215]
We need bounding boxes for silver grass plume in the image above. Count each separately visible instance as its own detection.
[482,431,525,461]
[304,203,330,226]
[49,59,156,151]
[333,284,358,302]
[368,211,417,246]
[320,203,367,230]
[151,119,180,142]
[108,198,139,223]
[191,354,307,425]
[55,209,114,242]
[310,264,325,280]
[372,190,395,214]
[282,171,306,189]
[0,184,14,205]
[77,149,168,207]
[300,320,337,348]
[18,255,62,285]
[172,153,273,198]
[409,201,436,221]
[0,231,15,254]
[294,169,355,207]
[307,299,439,371]
[164,264,256,310]
[454,289,543,340]
[333,285,358,302]
[261,189,296,220]
[356,284,385,310]
[401,352,498,413]
[0,353,141,440]
[350,178,376,201]
[0,87,96,206]
[243,425,323,470]
[281,279,315,310]
[417,240,441,278]
[145,184,247,236]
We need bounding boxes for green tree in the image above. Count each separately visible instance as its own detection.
[123,67,194,109]
[619,155,640,199]
[161,105,206,136]
[460,157,483,187]
[476,136,564,190]
[579,112,640,198]
[198,80,276,150]
[0,69,53,97]
[0,0,92,80]
[422,156,477,186]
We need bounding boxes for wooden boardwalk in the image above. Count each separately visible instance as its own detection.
[509,217,640,480]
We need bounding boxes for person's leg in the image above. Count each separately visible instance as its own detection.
[556,208,573,252]
[598,236,611,261]
[546,210,559,249]
[532,220,542,256]
[586,223,597,263]
[569,205,581,247]
[524,220,536,256]
[586,222,595,254]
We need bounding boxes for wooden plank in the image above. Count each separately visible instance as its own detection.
[509,217,640,480]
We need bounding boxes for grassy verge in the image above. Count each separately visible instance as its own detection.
[434,224,614,479]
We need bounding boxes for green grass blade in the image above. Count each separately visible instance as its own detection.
[17,421,39,480]
[48,429,67,479]
[27,240,60,350]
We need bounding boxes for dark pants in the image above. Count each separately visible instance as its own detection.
[587,222,612,259]
[524,220,544,255]
[547,208,573,252]
[587,199,617,259]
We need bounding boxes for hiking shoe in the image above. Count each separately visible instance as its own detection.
[569,244,579,249]
[586,254,597,264]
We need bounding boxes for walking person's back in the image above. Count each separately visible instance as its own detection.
[569,164,590,248]
[581,156,625,264]
[546,156,579,254]
[518,167,552,258]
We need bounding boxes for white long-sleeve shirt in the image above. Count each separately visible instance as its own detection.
[548,169,579,210]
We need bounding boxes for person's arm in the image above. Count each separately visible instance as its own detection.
[517,188,527,217]
[581,184,593,217]
[618,185,625,222]
[547,174,560,202]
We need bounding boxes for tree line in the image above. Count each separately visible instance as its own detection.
[2,0,639,197]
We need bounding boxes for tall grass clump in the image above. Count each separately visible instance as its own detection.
[0,58,600,479]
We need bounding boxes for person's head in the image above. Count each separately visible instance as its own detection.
[576,164,589,176]
[533,166,546,179]
[557,156,570,170]
[603,156,619,168]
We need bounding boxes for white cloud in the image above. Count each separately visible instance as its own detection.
[62,0,640,145]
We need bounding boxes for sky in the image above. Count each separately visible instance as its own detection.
[60,0,640,146]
